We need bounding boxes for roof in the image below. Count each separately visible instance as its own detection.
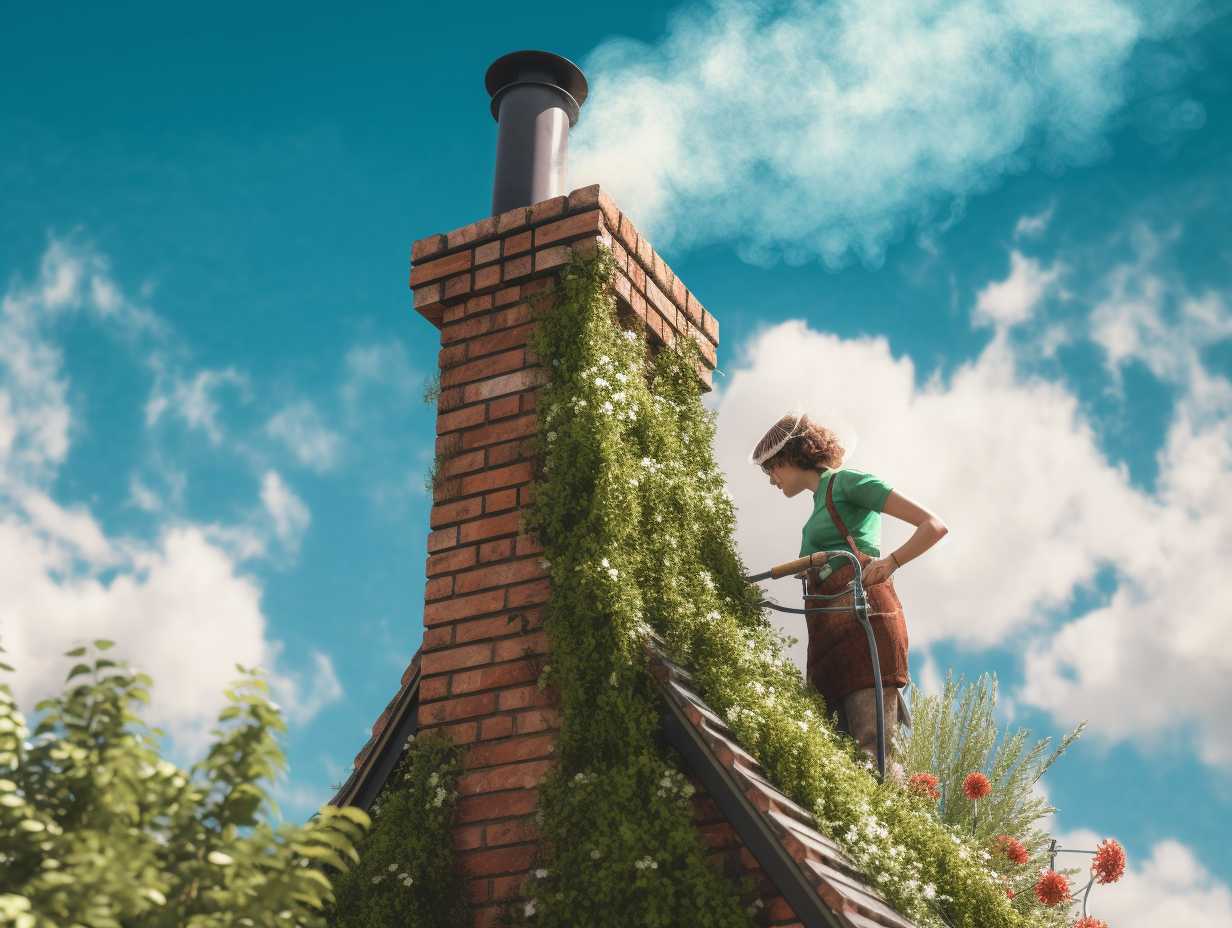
[646,633,920,928]
[333,641,919,928]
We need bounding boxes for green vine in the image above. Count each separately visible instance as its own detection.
[517,248,1062,927]
[327,730,467,928]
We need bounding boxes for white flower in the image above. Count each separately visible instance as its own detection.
[612,391,626,402]
[615,371,628,382]
[598,355,611,366]
[590,849,601,859]
[388,864,398,872]
[593,376,609,388]
[601,400,614,414]
[535,868,549,879]
[600,558,610,568]
[922,883,937,900]
[207,851,234,866]
[524,899,537,917]
[609,671,618,686]
[607,567,619,580]
[623,330,638,342]
[547,430,557,442]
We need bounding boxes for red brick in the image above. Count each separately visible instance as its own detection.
[440,720,480,746]
[472,904,506,928]
[442,314,493,345]
[474,240,501,266]
[423,589,507,626]
[528,196,566,224]
[451,659,539,695]
[566,183,600,210]
[468,322,536,358]
[496,206,529,234]
[419,675,450,702]
[702,308,719,343]
[478,538,514,563]
[441,448,486,477]
[455,609,542,644]
[444,272,472,300]
[423,626,453,650]
[484,817,539,847]
[456,787,538,823]
[438,342,468,369]
[413,281,443,309]
[534,209,603,248]
[426,544,478,576]
[493,284,521,306]
[466,733,555,769]
[460,844,537,878]
[446,216,497,251]
[489,874,526,901]
[458,510,522,544]
[618,212,639,253]
[485,439,530,468]
[503,230,531,256]
[480,714,516,740]
[461,369,544,405]
[410,249,472,287]
[453,823,485,852]
[498,684,551,712]
[515,708,560,734]
[468,877,491,905]
[699,821,739,850]
[493,302,533,331]
[412,233,447,262]
[420,690,499,725]
[427,526,458,553]
[514,535,543,556]
[484,488,518,512]
[419,641,494,676]
[425,575,454,601]
[613,271,632,303]
[430,496,483,528]
[459,462,533,496]
[474,263,502,291]
[493,630,548,662]
[465,292,494,314]
[441,348,527,389]
[502,255,532,282]
[486,394,520,420]
[454,558,545,595]
[506,578,550,608]
[456,759,554,797]
[534,245,571,272]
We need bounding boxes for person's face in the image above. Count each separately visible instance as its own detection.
[762,461,810,498]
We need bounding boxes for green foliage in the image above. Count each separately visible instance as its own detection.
[0,641,368,927]
[898,671,1083,915]
[327,729,467,928]
[518,247,1071,928]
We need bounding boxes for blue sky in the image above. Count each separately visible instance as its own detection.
[2,1,1230,922]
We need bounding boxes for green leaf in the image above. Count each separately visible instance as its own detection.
[93,639,116,651]
[64,646,87,658]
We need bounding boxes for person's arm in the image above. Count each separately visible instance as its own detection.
[862,490,948,586]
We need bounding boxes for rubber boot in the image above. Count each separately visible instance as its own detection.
[841,686,903,781]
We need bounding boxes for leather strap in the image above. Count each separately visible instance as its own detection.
[824,472,861,559]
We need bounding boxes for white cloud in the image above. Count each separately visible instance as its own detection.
[571,0,1199,265]
[265,401,342,472]
[714,245,1232,768]
[145,367,248,445]
[260,470,311,554]
[0,238,336,754]
[272,651,344,726]
[341,341,419,418]
[1013,202,1057,240]
[1050,828,1232,928]
[973,251,1062,329]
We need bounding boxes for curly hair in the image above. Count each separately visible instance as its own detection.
[752,414,845,472]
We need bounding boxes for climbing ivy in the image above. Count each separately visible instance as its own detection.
[327,730,467,928]
[517,248,1068,928]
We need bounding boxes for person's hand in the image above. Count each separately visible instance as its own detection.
[861,557,897,587]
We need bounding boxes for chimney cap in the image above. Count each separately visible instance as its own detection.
[485,50,589,122]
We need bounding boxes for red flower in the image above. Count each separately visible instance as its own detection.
[1005,887,1016,900]
[1034,870,1071,906]
[1092,838,1126,884]
[995,834,1029,865]
[963,771,992,800]
[908,772,941,801]
[1072,918,1108,928]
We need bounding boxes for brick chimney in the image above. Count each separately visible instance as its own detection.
[403,54,718,924]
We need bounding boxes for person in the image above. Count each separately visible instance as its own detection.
[750,412,948,769]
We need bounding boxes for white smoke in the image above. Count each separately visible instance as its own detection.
[570,0,1206,267]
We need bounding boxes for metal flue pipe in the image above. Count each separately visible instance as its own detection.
[485,50,589,216]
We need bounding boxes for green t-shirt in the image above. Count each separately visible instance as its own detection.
[799,468,895,566]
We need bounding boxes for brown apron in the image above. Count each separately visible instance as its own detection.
[804,476,910,713]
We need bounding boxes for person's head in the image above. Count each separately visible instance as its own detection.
[750,412,845,498]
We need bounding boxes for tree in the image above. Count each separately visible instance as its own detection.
[0,641,367,927]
